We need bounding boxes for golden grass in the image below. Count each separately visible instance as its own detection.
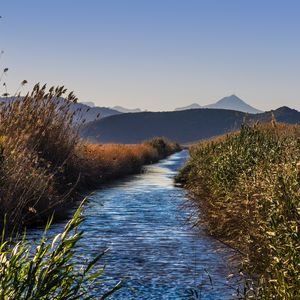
[76,143,160,187]
[76,138,180,187]
[0,84,80,228]
[83,143,158,167]
[0,83,180,229]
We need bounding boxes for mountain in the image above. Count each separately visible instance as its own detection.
[112,106,142,113]
[175,103,202,111]
[69,102,121,123]
[175,95,262,114]
[80,101,95,107]
[0,97,121,123]
[204,95,262,113]
[258,106,300,124]
[81,107,300,144]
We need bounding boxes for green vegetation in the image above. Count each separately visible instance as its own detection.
[0,200,121,299]
[178,122,300,299]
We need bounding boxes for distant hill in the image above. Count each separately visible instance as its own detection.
[175,103,202,111]
[175,95,262,114]
[204,95,262,113]
[0,97,121,123]
[69,102,121,123]
[81,107,300,144]
[258,106,300,124]
[112,106,142,113]
[80,101,95,107]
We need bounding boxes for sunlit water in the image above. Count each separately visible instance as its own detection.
[27,150,236,299]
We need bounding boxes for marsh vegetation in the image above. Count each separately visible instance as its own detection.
[178,122,300,298]
[0,84,179,229]
[0,201,121,299]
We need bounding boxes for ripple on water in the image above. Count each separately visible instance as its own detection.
[26,150,236,299]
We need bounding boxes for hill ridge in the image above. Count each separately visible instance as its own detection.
[81,106,300,144]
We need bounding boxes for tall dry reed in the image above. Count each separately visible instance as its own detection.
[0,84,80,228]
[0,85,180,229]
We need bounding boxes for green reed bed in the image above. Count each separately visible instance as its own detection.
[178,123,300,299]
[0,200,121,299]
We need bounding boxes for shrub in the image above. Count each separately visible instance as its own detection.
[146,137,181,158]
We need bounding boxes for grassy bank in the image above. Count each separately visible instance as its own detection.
[78,140,180,188]
[0,84,180,230]
[178,122,300,298]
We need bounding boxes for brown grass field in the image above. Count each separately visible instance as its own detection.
[0,84,180,229]
[76,141,179,188]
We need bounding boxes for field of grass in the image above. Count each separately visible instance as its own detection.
[178,122,300,298]
[0,84,180,230]
[76,139,180,188]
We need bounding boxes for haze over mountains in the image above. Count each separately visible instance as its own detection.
[68,102,121,123]
[80,101,96,107]
[81,106,300,144]
[2,94,298,145]
[80,95,262,115]
[175,95,262,114]
[110,94,262,114]
[112,106,142,113]
[0,97,121,123]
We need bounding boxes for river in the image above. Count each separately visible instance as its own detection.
[27,150,235,299]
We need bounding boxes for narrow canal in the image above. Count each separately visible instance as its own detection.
[28,150,235,299]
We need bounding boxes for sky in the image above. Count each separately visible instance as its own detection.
[1,0,300,111]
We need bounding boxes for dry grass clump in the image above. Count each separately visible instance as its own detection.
[0,84,81,228]
[178,122,300,298]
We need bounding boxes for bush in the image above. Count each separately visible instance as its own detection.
[179,123,300,298]
[146,137,181,158]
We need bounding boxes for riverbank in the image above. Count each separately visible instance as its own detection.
[177,122,300,298]
[77,138,181,189]
[0,84,180,230]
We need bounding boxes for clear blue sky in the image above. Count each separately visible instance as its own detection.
[1,0,300,111]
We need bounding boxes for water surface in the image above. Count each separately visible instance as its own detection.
[27,150,235,299]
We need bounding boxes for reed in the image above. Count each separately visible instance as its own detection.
[178,122,300,298]
[0,83,180,229]
[0,200,121,299]
[76,139,181,188]
[0,84,80,228]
